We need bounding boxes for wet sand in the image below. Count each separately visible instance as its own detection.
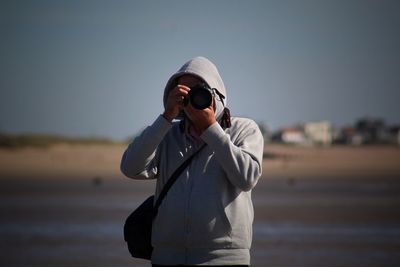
[1,144,400,266]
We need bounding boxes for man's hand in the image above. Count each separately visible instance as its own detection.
[184,99,216,134]
[163,85,190,122]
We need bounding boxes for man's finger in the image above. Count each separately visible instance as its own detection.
[170,86,190,97]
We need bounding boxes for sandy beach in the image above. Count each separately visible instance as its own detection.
[1,144,400,267]
[1,143,400,180]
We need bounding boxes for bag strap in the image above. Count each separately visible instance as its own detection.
[153,144,206,218]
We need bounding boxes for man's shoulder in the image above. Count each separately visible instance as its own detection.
[225,117,263,143]
[228,117,261,136]
[230,116,259,129]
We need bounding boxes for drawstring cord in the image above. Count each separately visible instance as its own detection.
[219,107,231,129]
[212,88,231,129]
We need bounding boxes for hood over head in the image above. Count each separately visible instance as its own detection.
[163,57,227,120]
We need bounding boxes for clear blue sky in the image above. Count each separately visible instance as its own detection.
[1,0,399,140]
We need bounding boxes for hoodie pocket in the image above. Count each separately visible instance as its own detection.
[187,192,232,248]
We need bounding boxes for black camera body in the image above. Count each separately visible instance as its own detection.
[184,83,213,110]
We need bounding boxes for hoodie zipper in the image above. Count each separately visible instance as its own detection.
[184,156,194,264]
[183,141,202,264]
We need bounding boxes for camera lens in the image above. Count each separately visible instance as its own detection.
[189,84,212,109]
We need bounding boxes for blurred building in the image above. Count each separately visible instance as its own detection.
[354,117,387,144]
[271,117,399,146]
[272,127,309,145]
[304,121,332,146]
[272,122,332,146]
[334,126,364,145]
[396,129,400,145]
[388,126,400,145]
[333,118,399,145]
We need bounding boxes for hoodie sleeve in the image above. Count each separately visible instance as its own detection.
[201,119,264,191]
[120,115,172,179]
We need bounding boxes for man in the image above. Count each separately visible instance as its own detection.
[121,57,263,266]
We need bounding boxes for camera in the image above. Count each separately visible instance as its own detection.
[184,83,213,110]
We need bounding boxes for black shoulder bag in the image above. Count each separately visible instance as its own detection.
[123,144,206,260]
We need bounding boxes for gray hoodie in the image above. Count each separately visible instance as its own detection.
[121,57,263,265]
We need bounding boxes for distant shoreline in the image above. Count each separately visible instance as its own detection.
[0,133,126,149]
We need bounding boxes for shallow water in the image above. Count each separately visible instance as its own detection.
[1,177,400,267]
